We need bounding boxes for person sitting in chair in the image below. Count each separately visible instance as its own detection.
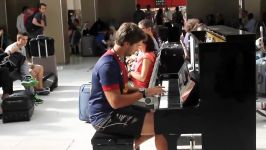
[4,32,49,95]
[128,34,156,88]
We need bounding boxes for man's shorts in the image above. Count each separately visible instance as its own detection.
[93,105,150,138]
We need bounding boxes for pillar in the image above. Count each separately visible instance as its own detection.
[0,0,7,28]
[40,0,70,64]
[80,0,96,27]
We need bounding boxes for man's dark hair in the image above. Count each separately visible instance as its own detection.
[248,13,254,20]
[38,3,47,8]
[17,32,28,40]
[143,34,155,52]
[115,22,146,46]
[146,5,151,10]
[21,6,29,13]
[136,4,141,10]
[175,6,179,11]
[138,19,153,28]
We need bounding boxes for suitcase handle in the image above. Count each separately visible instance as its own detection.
[45,39,48,57]
[36,35,49,58]
[37,35,45,39]
[37,41,41,58]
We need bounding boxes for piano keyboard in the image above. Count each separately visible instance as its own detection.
[158,79,180,109]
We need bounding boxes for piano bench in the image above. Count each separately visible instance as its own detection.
[91,131,134,150]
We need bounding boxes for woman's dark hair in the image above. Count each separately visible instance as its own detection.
[143,34,155,52]
[21,6,29,13]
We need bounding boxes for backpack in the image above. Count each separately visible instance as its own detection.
[1,52,26,72]
[25,13,40,33]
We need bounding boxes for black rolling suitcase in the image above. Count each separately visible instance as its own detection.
[168,26,181,42]
[30,35,57,74]
[157,26,169,42]
[30,35,58,90]
[1,90,35,123]
[159,43,185,79]
[29,35,55,57]
[80,35,96,57]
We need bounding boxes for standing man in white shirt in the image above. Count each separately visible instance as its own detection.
[16,6,29,33]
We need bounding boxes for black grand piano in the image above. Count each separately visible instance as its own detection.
[152,25,256,150]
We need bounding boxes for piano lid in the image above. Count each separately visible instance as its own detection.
[206,25,256,42]
[207,25,252,36]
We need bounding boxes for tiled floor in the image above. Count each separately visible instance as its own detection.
[0,56,265,150]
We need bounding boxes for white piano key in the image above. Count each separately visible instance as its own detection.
[160,80,170,109]
[159,95,169,108]
[162,80,169,94]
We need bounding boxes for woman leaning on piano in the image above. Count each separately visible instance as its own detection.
[128,34,156,88]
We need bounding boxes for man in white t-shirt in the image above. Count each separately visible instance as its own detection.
[16,6,28,33]
[5,32,49,95]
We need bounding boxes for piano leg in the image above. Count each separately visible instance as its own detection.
[164,134,180,150]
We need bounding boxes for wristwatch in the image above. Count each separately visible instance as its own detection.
[139,88,146,98]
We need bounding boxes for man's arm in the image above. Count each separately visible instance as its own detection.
[5,44,21,55]
[104,89,143,109]
[32,18,45,27]
[127,86,139,93]
[104,86,164,109]
[32,13,45,27]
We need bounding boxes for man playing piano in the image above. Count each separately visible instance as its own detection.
[88,22,167,150]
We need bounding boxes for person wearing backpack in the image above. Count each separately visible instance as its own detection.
[28,3,47,38]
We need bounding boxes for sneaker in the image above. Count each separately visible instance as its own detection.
[34,95,43,104]
[21,77,38,88]
[35,87,50,95]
